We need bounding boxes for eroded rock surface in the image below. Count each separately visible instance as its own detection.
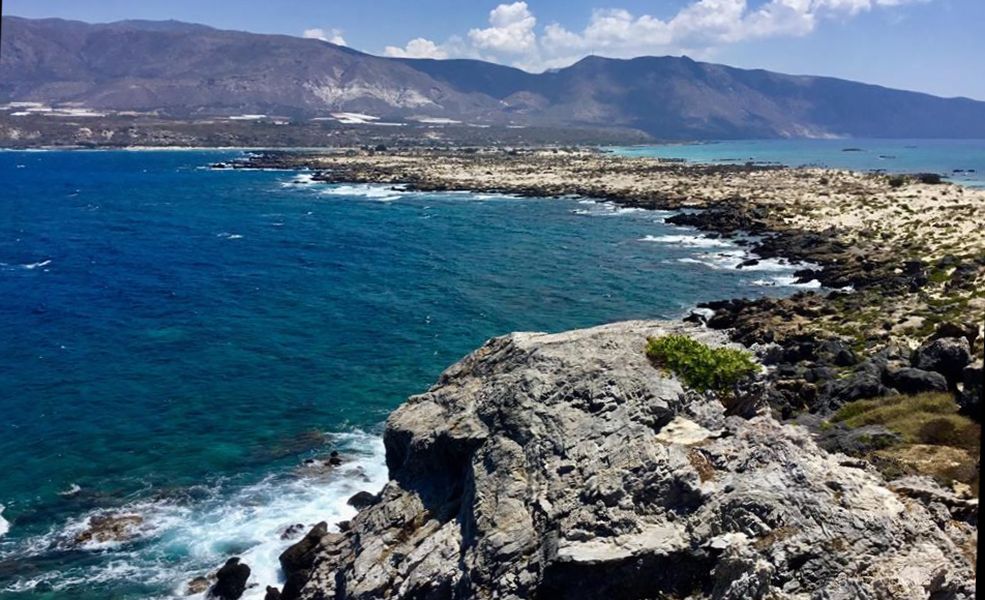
[283,321,975,600]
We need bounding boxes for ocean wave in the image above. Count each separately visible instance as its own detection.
[0,431,388,599]
[752,276,822,288]
[21,259,52,270]
[319,184,407,201]
[639,234,732,248]
[0,505,9,538]
[280,173,317,187]
[217,232,244,240]
[571,200,649,217]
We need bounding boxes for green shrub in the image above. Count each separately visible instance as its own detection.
[645,335,759,393]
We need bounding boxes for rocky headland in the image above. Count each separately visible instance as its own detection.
[271,321,975,599]
[200,148,981,599]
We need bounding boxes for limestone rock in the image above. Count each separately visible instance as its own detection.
[284,321,975,599]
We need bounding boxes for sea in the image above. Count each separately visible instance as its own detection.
[609,138,985,188]
[0,142,976,598]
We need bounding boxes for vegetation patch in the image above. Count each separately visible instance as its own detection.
[645,335,759,394]
[830,392,980,493]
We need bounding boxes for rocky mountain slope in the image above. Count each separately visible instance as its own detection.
[268,321,976,600]
[4,16,985,139]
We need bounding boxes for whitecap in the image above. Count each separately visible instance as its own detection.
[571,200,647,217]
[0,504,9,538]
[638,234,732,248]
[21,259,51,270]
[320,184,407,200]
[59,483,82,497]
[217,232,244,240]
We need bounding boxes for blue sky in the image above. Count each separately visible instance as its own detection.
[5,0,983,100]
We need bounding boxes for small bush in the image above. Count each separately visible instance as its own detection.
[645,335,759,393]
[888,175,906,188]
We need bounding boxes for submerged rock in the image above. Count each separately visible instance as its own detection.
[73,513,144,545]
[276,321,975,599]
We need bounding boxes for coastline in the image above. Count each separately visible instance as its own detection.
[223,146,982,599]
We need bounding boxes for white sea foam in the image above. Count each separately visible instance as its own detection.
[320,183,407,201]
[281,173,317,187]
[217,232,244,240]
[0,505,9,538]
[571,200,647,217]
[0,432,388,598]
[21,259,52,270]
[639,234,732,248]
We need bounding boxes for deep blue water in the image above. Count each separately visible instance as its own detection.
[0,150,813,598]
[610,139,985,187]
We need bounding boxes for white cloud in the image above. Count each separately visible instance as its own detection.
[468,2,538,55]
[379,0,927,71]
[383,38,448,59]
[303,27,347,46]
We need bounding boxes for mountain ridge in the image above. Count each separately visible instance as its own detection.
[3,15,985,139]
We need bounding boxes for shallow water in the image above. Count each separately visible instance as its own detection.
[0,150,810,598]
[609,139,985,187]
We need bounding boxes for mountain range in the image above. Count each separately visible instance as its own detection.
[3,15,985,139]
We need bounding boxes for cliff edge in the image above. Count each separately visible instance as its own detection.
[277,321,975,600]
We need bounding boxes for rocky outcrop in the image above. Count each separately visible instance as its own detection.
[275,321,975,600]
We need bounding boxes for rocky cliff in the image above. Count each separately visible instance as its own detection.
[272,321,976,600]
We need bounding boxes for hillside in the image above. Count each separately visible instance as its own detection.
[3,16,985,139]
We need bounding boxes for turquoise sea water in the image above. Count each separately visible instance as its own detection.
[609,139,985,187]
[0,151,814,598]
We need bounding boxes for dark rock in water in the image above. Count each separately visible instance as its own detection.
[885,367,948,394]
[186,576,211,595]
[957,360,982,420]
[913,337,972,387]
[208,558,250,600]
[74,513,144,545]
[264,586,282,600]
[842,147,863,152]
[279,522,328,576]
[281,523,305,540]
[347,491,379,510]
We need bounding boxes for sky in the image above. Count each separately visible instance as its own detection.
[4,0,984,100]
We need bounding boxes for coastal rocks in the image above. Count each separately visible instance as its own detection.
[278,321,975,600]
[208,557,251,600]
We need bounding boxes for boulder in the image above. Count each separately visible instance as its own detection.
[957,360,982,420]
[208,558,250,600]
[346,491,378,510]
[913,337,972,387]
[278,321,975,600]
[885,367,948,394]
